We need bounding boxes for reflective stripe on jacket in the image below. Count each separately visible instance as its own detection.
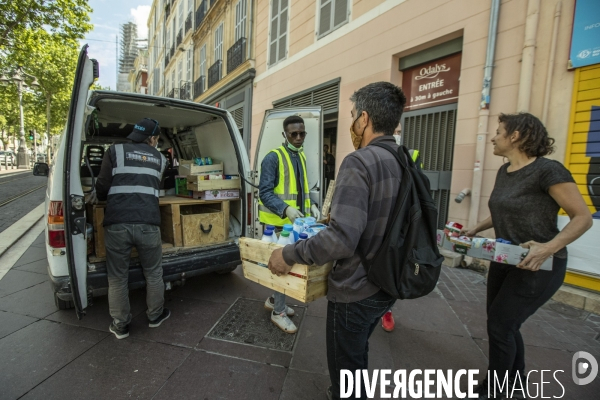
[408,149,423,170]
[104,143,165,227]
[259,146,311,226]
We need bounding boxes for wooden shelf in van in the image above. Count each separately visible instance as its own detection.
[90,196,231,259]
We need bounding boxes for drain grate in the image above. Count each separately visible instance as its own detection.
[206,297,305,351]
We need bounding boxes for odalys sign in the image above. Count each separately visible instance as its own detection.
[401,52,461,111]
[570,0,600,69]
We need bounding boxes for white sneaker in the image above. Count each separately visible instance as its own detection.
[264,296,295,316]
[271,311,298,333]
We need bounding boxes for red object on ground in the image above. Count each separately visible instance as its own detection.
[381,311,395,332]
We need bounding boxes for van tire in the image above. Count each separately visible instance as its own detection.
[216,265,238,274]
[54,293,74,310]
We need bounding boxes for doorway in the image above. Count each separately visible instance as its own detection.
[401,103,457,228]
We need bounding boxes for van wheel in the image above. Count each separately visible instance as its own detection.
[216,265,238,274]
[54,293,74,310]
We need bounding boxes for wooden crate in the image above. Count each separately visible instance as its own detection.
[178,160,223,176]
[186,176,240,191]
[239,237,332,303]
[180,206,225,246]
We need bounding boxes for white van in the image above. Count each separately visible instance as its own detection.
[33,46,324,319]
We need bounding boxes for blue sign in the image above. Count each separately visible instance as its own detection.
[570,0,600,68]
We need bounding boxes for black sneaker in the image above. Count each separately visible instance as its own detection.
[149,308,171,328]
[109,322,129,339]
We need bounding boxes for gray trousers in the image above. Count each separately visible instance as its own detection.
[105,223,164,328]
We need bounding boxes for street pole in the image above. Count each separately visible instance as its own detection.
[16,78,30,169]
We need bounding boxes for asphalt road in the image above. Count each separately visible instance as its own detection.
[0,171,47,234]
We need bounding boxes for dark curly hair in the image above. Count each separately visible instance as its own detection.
[498,112,555,157]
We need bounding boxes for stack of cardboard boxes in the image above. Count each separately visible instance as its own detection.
[438,222,552,270]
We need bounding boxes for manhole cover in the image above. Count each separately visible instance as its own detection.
[206,297,305,351]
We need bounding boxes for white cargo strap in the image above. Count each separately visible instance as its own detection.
[108,186,159,197]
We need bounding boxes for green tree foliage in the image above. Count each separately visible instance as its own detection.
[0,1,93,149]
[0,0,92,50]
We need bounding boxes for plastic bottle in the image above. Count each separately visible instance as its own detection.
[277,230,291,245]
[261,229,274,242]
[293,218,305,241]
[298,233,308,240]
[283,224,295,243]
[266,225,275,232]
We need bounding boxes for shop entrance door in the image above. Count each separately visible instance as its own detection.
[400,103,457,229]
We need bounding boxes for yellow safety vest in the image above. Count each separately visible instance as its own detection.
[259,146,311,227]
[409,149,423,169]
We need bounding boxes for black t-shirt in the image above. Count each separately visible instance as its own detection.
[488,157,575,258]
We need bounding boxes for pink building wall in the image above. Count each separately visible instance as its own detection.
[251,0,576,228]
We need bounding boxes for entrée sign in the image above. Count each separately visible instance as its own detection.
[402,52,462,111]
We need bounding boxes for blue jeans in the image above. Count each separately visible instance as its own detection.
[326,290,396,400]
[105,223,165,328]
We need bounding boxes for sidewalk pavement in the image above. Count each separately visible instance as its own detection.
[0,166,31,175]
[0,234,599,399]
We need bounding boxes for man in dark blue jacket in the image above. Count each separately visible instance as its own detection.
[95,118,170,339]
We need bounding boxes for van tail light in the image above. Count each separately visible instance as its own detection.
[48,201,65,248]
[247,193,252,226]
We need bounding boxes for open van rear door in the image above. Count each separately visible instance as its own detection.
[253,107,323,235]
[64,45,98,319]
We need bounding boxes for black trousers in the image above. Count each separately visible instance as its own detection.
[326,290,396,400]
[486,257,567,381]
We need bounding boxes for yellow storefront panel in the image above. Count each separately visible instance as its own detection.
[579,77,600,91]
[564,66,600,293]
[577,88,600,102]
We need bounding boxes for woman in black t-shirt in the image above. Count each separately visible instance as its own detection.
[462,113,592,400]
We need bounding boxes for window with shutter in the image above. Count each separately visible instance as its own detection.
[200,44,207,77]
[186,50,192,81]
[178,59,183,88]
[268,0,288,66]
[235,0,247,42]
[318,0,348,39]
[178,1,184,32]
[214,23,223,61]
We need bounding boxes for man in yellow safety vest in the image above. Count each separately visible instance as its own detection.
[258,115,320,333]
[382,122,423,333]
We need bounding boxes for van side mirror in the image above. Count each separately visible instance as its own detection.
[33,162,49,177]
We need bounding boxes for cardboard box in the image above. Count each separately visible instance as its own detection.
[466,237,487,259]
[192,189,240,200]
[436,230,445,247]
[175,176,192,198]
[178,160,224,176]
[493,242,553,270]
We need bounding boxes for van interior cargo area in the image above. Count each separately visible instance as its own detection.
[81,97,244,262]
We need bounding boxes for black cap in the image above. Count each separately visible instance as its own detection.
[127,118,160,142]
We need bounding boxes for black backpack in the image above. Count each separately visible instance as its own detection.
[359,143,444,299]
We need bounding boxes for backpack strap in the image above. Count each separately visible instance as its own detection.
[356,142,414,272]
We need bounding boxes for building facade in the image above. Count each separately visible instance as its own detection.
[129,48,149,94]
[117,22,139,92]
[147,0,256,152]
[250,0,600,291]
